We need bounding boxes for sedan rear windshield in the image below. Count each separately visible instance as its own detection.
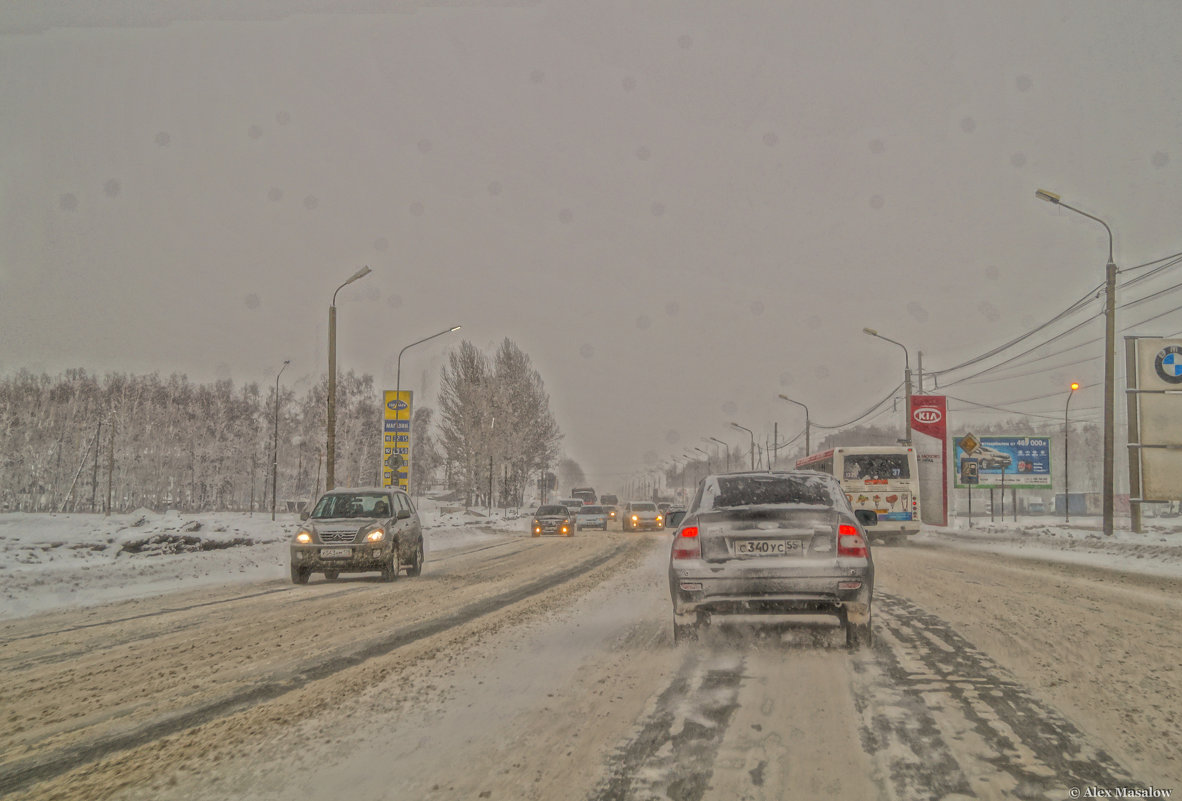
[577,506,605,514]
[536,505,568,516]
[311,492,393,519]
[699,474,841,511]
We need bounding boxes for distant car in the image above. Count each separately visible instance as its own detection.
[290,487,424,584]
[531,504,575,537]
[622,501,664,531]
[556,498,584,518]
[600,493,619,507]
[668,471,876,647]
[603,505,620,524]
[657,502,672,514]
[575,505,609,531]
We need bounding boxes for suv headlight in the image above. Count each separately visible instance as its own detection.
[365,528,386,543]
[296,530,313,544]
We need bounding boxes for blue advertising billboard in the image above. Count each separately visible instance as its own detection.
[953,435,1051,489]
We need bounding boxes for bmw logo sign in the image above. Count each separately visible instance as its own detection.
[1155,345,1182,384]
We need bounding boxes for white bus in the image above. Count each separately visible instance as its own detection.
[796,445,921,543]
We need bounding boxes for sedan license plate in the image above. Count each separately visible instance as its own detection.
[736,539,801,556]
[320,547,352,559]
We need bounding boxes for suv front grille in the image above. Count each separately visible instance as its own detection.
[320,529,358,543]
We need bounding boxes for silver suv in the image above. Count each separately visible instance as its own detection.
[290,487,424,583]
[668,471,876,646]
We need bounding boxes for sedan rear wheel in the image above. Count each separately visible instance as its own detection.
[673,621,699,643]
[846,621,873,649]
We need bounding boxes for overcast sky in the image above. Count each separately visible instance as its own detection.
[3,1,1181,492]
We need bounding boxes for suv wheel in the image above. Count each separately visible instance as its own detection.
[405,544,424,577]
[290,564,310,585]
[382,550,401,582]
[323,569,340,581]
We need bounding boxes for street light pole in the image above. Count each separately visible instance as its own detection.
[1036,189,1117,536]
[778,394,810,457]
[271,360,290,521]
[694,446,712,474]
[394,325,462,492]
[863,328,911,445]
[1064,382,1079,524]
[327,265,372,491]
[731,422,755,470]
[708,437,731,472]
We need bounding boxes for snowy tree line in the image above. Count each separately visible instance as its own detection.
[0,368,380,512]
[438,339,563,507]
[0,338,563,513]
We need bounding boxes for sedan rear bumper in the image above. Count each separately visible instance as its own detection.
[669,571,872,620]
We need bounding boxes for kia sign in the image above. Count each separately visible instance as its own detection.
[912,407,942,425]
[909,395,947,526]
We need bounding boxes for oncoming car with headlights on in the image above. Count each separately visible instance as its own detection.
[668,471,876,647]
[290,487,424,584]
[623,501,664,531]
[531,504,575,537]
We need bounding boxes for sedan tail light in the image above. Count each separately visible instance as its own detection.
[672,526,700,560]
[837,524,868,558]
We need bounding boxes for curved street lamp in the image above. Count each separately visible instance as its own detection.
[694,446,712,474]
[863,327,912,445]
[326,265,372,491]
[730,422,755,470]
[392,325,463,489]
[708,436,731,472]
[1036,188,1117,536]
[778,394,810,457]
[271,359,290,521]
[1064,382,1079,523]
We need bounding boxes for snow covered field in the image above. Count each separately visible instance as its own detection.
[4,502,1182,622]
[0,501,527,620]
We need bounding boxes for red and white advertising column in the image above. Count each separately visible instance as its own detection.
[911,395,948,526]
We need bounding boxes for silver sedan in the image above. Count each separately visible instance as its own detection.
[667,471,876,647]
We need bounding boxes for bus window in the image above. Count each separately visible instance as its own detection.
[843,454,910,480]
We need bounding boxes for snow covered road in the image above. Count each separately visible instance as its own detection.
[1,519,1180,800]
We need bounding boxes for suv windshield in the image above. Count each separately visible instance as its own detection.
[536,505,568,516]
[631,502,657,512]
[311,492,393,519]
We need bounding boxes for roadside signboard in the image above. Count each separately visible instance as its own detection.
[910,395,948,526]
[953,434,1051,489]
[382,390,412,491]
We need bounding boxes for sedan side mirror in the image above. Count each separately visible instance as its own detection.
[854,509,878,527]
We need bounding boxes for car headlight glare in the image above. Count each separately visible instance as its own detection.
[296,531,313,544]
[366,528,386,542]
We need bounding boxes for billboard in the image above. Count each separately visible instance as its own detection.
[382,390,412,491]
[1128,337,1182,502]
[953,434,1051,489]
